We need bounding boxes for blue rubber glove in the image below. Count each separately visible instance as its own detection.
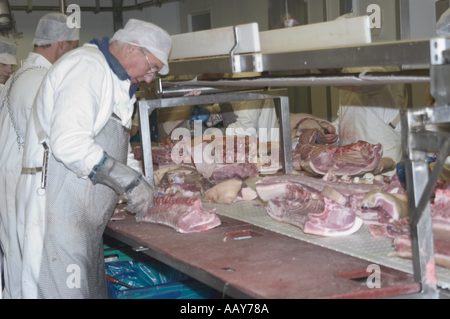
[190,105,210,123]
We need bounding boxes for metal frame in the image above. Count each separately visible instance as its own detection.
[139,89,292,188]
[399,41,450,295]
[168,39,432,76]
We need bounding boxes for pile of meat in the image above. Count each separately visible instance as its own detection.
[153,135,263,180]
[369,184,450,269]
[140,135,265,233]
[255,174,406,237]
[290,114,396,177]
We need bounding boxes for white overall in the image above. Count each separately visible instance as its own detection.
[336,106,402,165]
[25,114,129,299]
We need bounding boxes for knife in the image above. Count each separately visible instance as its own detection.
[106,275,135,289]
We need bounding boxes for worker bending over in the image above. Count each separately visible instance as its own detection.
[19,19,171,299]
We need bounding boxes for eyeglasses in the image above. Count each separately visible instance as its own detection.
[140,48,161,76]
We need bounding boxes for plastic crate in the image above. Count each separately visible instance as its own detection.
[105,261,219,299]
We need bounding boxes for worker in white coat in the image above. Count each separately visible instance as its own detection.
[0,35,16,300]
[18,19,170,299]
[311,14,408,174]
[0,13,79,299]
[330,65,407,165]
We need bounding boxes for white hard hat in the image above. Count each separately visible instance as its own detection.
[110,19,172,75]
[32,12,80,46]
[0,36,16,65]
[436,8,450,37]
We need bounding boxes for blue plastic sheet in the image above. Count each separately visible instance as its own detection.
[105,260,190,290]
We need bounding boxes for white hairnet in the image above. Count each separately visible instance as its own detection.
[436,8,450,37]
[32,13,80,46]
[110,19,172,75]
[0,36,16,65]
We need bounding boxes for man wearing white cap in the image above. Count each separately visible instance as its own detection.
[19,19,171,299]
[0,12,78,299]
[0,36,16,89]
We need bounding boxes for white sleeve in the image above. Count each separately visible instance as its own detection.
[227,100,261,137]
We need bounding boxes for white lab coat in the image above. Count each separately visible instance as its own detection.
[332,66,407,172]
[228,99,280,143]
[0,53,51,299]
[18,43,140,299]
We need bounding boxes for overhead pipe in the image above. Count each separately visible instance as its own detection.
[10,0,178,13]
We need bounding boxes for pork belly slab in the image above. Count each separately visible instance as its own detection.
[265,185,363,237]
[255,174,382,202]
[294,140,383,176]
[142,196,221,233]
[369,189,450,270]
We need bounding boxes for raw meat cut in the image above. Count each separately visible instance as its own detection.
[235,185,258,203]
[256,174,407,226]
[392,235,450,270]
[360,190,409,222]
[431,189,450,241]
[294,141,383,177]
[156,171,201,197]
[369,189,450,270]
[154,165,196,187]
[369,218,410,239]
[203,178,243,205]
[320,186,348,206]
[255,174,383,202]
[265,185,363,237]
[141,196,221,233]
[153,134,263,180]
[290,113,338,144]
[211,163,259,181]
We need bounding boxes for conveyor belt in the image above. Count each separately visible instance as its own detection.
[203,200,450,290]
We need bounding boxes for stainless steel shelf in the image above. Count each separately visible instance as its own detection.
[168,39,432,76]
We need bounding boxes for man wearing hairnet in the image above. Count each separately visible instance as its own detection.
[0,35,16,301]
[0,36,16,89]
[0,13,78,299]
[19,19,171,299]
